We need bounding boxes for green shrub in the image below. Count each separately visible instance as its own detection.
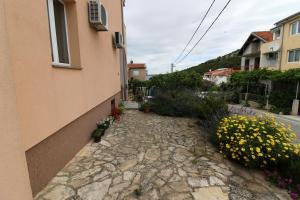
[269,91,293,114]
[150,90,200,117]
[150,89,228,120]
[278,154,300,185]
[148,71,203,90]
[217,115,299,168]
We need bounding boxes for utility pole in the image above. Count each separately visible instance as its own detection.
[171,63,174,73]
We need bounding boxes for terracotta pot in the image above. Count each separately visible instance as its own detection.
[144,108,150,113]
[94,137,101,143]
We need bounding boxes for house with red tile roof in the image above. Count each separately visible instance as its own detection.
[128,60,147,80]
[203,68,240,85]
[239,31,273,71]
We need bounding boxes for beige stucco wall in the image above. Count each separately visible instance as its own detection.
[0,0,33,199]
[5,0,124,150]
[128,68,147,81]
[280,16,300,70]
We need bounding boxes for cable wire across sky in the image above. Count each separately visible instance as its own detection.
[173,0,216,64]
[175,0,232,65]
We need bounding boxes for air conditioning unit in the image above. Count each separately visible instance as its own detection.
[88,0,108,31]
[114,32,123,49]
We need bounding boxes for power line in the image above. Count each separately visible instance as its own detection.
[176,0,232,65]
[173,0,216,63]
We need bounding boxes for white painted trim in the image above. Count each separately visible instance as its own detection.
[47,0,71,66]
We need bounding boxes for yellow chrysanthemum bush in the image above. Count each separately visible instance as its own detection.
[217,114,300,168]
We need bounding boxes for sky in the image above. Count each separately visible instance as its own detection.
[124,0,300,74]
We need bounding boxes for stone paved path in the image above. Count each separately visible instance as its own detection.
[35,110,291,200]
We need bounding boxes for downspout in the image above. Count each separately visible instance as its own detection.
[278,25,284,71]
[120,0,128,100]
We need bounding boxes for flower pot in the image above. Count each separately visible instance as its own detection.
[100,129,106,137]
[144,108,150,113]
[94,136,101,143]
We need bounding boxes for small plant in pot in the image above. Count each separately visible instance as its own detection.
[92,117,113,143]
[92,127,105,143]
[139,102,151,113]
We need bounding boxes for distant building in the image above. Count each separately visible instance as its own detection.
[128,60,147,81]
[203,68,240,85]
[261,11,300,71]
[239,31,273,71]
[240,11,300,71]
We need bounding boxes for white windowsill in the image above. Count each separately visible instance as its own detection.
[52,63,82,70]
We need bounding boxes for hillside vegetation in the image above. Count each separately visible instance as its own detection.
[183,50,241,75]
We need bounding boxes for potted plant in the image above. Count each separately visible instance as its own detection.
[111,107,122,121]
[139,102,151,113]
[92,127,105,143]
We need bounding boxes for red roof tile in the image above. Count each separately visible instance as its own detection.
[128,63,146,69]
[253,31,273,42]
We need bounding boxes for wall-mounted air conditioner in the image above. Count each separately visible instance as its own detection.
[114,32,123,49]
[88,0,109,31]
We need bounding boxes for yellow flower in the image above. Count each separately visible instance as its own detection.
[256,147,261,153]
[252,155,256,159]
[226,144,231,149]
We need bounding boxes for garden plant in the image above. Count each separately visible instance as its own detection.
[216,114,300,199]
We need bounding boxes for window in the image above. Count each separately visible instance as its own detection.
[133,70,140,76]
[291,21,300,35]
[244,59,250,71]
[273,29,281,40]
[47,0,70,66]
[268,53,278,60]
[288,49,300,62]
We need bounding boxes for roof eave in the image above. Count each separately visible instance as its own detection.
[275,11,300,26]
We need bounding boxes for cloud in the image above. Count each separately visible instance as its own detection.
[124,0,300,74]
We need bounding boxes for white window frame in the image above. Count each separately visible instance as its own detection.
[47,0,71,67]
[288,49,300,63]
[290,21,300,36]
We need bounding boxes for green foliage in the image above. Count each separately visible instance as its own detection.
[129,78,149,91]
[230,68,300,84]
[278,155,300,185]
[148,70,203,90]
[229,68,300,113]
[118,102,125,114]
[92,117,114,142]
[150,89,228,121]
[269,91,294,114]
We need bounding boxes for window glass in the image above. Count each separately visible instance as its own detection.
[298,22,300,34]
[295,50,300,62]
[291,23,297,35]
[133,70,140,76]
[273,29,280,40]
[53,0,69,64]
[289,51,295,62]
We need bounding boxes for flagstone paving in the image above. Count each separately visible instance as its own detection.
[34,110,291,200]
